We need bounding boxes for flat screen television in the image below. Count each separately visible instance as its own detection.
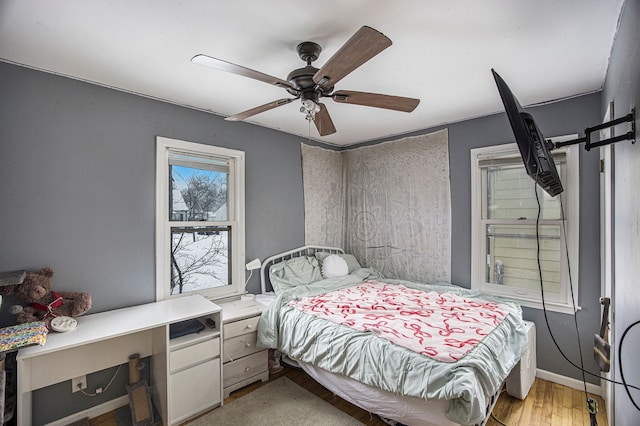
[491,69,564,197]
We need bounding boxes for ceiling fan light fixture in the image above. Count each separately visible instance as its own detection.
[300,98,321,121]
[301,98,320,112]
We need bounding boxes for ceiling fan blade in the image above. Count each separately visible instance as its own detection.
[313,26,392,90]
[314,103,337,136]
[225,98,296,121]
[332,90,420,112]
[192,54,294,90]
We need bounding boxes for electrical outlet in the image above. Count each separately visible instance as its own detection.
[72,375,87,393]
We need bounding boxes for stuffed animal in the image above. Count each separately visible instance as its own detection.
[0,267,92,325]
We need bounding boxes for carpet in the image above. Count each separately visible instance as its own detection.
[185,377,363,425]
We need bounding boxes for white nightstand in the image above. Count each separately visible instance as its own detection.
[219,299,269,398]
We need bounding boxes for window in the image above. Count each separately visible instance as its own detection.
[470,138,579,313]
[156,137,245,301]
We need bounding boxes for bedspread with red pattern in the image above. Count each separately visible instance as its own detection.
[289,280,512,362]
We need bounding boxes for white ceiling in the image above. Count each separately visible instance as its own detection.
[0,1,625,146]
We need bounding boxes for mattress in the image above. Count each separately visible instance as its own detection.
[297,359,459,426]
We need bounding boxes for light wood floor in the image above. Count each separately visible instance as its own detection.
[90,366,607,426]
[486,378,607,426]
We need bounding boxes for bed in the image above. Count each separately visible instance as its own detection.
[256,246,530,426]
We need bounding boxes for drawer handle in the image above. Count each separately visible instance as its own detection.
[245,367,251,372]
[246,324,254,330]
[245,343,252,348]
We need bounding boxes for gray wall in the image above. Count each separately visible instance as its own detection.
[0,56,609,421]
[0,61,305,423]
[0,62,305,311]
[602,0,640,423]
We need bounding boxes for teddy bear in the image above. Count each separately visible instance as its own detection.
[0,266,92,325]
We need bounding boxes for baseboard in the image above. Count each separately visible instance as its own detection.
[46,395,129,426]
[536,368,601,396]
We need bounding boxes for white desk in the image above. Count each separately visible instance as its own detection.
[17,295,222,426]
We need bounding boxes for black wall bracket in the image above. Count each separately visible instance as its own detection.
[555,108,636,151]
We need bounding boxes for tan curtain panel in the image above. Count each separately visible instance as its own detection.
[302,129,451,283]
[301,145,346,248]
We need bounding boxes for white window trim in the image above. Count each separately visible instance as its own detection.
[470,136,580,314]
[155,136,246,302]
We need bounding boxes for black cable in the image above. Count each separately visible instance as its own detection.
[529,173,640,426]
[619,320,640,410]
[533,181,587,388]
[556,197,589,397]
[528,176,640,392]
[564,197,640,391]
[532,180,597,423]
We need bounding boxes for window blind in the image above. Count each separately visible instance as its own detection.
[477,151,566,169]
[169,151,230,173]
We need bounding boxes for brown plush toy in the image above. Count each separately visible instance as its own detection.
[0,267,92,325]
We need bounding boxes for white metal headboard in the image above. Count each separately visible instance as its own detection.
[260,245,344,294]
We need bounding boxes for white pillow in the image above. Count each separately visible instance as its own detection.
[321,254,349,278]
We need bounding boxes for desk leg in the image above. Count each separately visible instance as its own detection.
[16,358,32,426]
[0,354,5,426]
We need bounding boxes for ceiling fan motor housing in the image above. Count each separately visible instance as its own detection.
[287,66,320,94]
[287,41,334,101]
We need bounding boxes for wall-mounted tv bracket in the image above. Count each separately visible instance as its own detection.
[554,108,635,151]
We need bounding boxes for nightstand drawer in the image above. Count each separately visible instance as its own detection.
[223,350,268,385]
[224,316,260,338]
[224,331,261,362]
[170,337,220,373]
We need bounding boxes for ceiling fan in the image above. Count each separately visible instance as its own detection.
[191,26,420,136]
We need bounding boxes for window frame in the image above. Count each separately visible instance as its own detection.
[155,136,246,302]
[470,136,580,314]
